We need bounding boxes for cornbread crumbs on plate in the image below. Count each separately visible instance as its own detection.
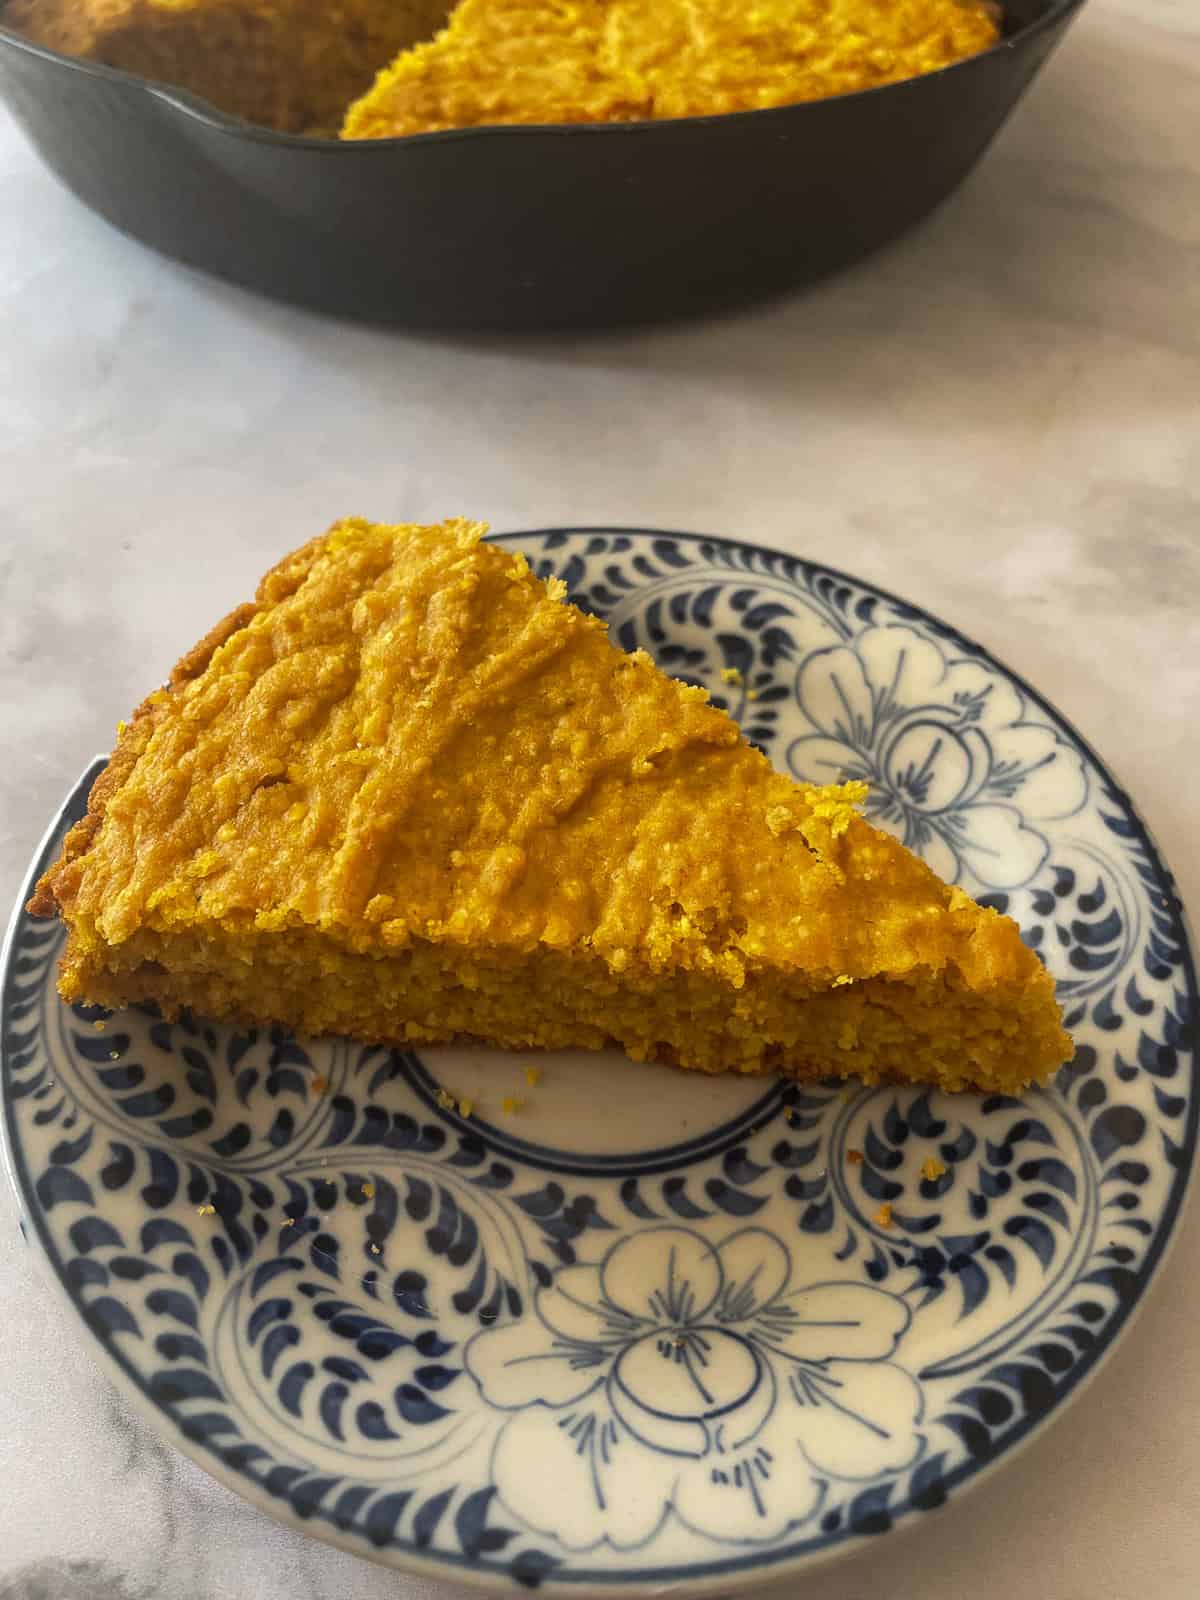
[436,1087,456,1111]
[847,1148,865,1165]
[501,1095,526,1115]
[523,1065,542,1087]
[875,1202,894,1228]
[458,1096,475,1118]
[720,667,744,687]
[310,1075,329,1095]
[922,1155,947,1182]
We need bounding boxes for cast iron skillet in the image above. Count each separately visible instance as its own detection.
[0,1,1086,330]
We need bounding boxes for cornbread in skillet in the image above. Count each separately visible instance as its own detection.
[6,0,452,132]
[29,518,1069,1094]
[343,0,1002,139]
[8,0,1002,136]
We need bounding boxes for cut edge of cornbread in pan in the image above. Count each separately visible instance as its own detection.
[7,0,453,132]
[29,517,1070,1095]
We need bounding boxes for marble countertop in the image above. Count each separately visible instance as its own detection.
[1,1,1198,1596]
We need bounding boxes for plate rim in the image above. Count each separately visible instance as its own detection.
[2,523,1196,1596]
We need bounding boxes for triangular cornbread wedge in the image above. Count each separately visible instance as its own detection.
[30,520,1070,1093]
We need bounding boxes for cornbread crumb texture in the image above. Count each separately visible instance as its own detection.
[344,0,1001,139]
[10,0,1000,135]
[32,517,1070,1095]
[7,0,452,132]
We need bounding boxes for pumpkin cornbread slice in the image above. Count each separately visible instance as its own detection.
[342,0,1001,140]
[29,518,1070,1094]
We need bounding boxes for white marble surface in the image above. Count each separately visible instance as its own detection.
[1,0,1198,1595]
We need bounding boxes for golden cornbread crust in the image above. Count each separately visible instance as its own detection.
[31,518,1070,1094]
[343,0,1001,140]
[27,600,259,920]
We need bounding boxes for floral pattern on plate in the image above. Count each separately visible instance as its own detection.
[2,528,1195,1594]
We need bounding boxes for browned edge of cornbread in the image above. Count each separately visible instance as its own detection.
[27,533,330,921]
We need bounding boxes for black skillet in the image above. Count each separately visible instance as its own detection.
[0,1,1087,329]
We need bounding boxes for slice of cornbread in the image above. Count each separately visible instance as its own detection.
[7,0,452,132]
[29,519,1070,1093]
[343,0,1001,140]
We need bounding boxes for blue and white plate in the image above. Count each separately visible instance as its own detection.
[3,529,1196,1594]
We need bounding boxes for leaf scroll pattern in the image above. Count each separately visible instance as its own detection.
[3,528,1194,1587]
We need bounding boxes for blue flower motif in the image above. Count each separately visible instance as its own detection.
[466,1226,922,1550]
[786,624,1089,890]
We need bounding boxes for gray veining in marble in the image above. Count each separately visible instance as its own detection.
[1,0,1198,1596]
